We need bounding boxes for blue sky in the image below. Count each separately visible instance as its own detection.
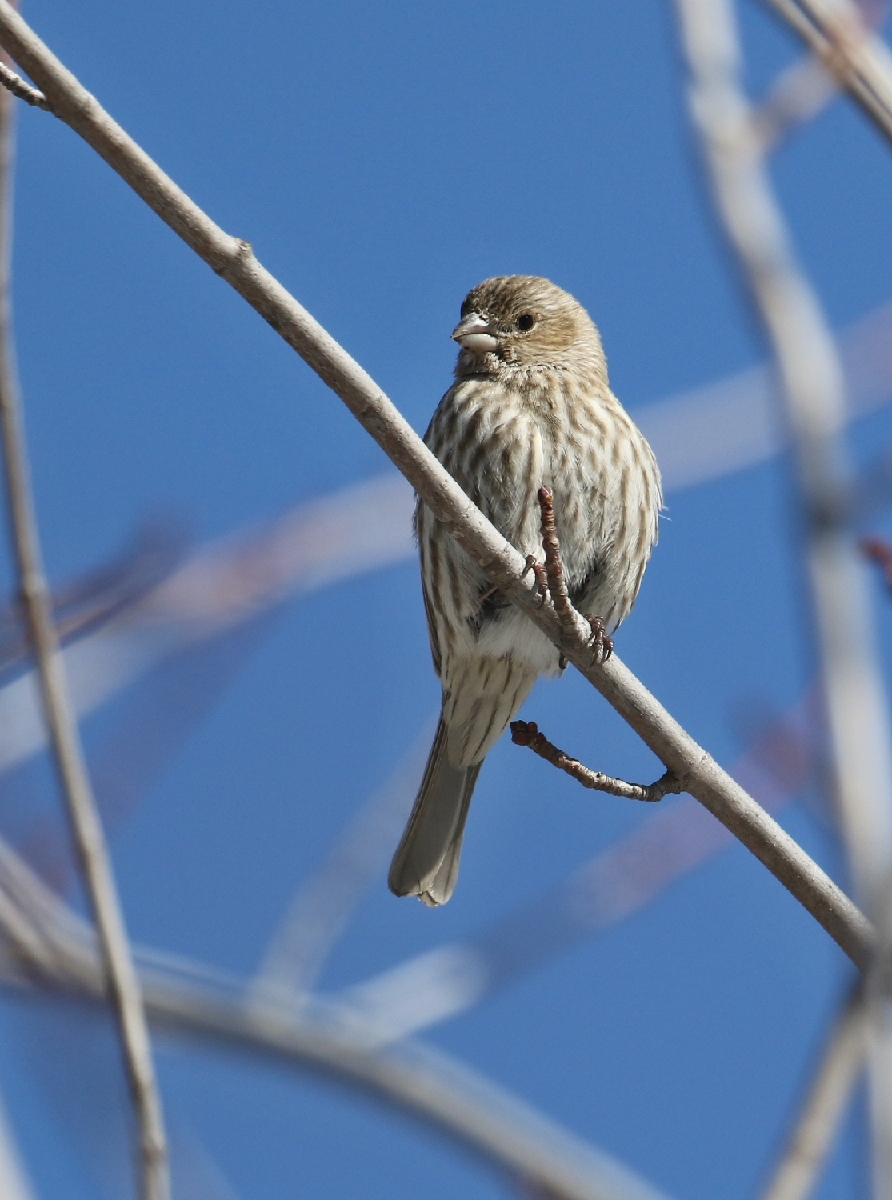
[2,1,892,1198]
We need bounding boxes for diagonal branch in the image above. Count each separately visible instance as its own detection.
[0,0,874,969]
[0,36,167,1200]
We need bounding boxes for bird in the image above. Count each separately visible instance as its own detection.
[388,275,662,906]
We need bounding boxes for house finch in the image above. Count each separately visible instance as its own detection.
[388,276,662,906]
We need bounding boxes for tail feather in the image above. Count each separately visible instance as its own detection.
[388,717,481,906]
[389,662,537,905]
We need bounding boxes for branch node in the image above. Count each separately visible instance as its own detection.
[211,236,254,279]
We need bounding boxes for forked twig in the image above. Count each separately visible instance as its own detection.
[510,721,683,804]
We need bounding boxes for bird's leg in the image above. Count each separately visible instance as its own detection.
[586,615,614,665]
[521,555,549,605]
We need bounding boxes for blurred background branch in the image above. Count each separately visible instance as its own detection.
[759,983,866,1200]
[752,0,888,148]
[250,721,434,1004]
[0,44,167,1200]
[676,0,892,1194]
[0,830,672,1200]
[761,0,892,142]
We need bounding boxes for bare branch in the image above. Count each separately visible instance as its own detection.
[0,44,168,1200]
[761,0,892,147]
[674,0,892,1190]
[510,721,682,803]
[0,2,874,970]
[677,0,891,937]
[760,985,866,1200]
[0,839,673,1200]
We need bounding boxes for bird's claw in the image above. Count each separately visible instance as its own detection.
[587,616,613,664]
[522,554,549,605]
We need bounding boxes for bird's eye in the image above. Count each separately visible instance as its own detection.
[516,313,535,332]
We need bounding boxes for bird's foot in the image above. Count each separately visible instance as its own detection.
[586,616,614,664]
[522,554,549,605]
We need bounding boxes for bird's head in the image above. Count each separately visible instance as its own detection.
[451,275,606,381]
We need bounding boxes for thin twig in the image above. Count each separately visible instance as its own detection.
[536,484,612,667]
[340,693,819,1046]
[760,983,867,1200]
[0,49,167,1200]
[761,0,892,147]
[537,486,575,630]
[0,2,874,971]
[0,59,45,109]
[510,721,682,804]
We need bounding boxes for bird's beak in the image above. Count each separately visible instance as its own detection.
[451,312,498,353]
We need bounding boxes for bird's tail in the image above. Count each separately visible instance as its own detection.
[388,717,481,907]
[388,661,537,905]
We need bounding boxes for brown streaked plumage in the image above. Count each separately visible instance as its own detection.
[388,275,662,906]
